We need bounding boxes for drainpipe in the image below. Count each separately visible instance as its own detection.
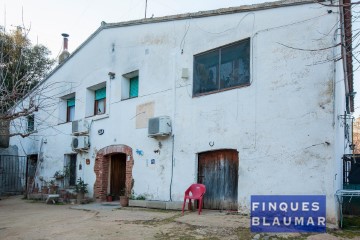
[169,52,177,201]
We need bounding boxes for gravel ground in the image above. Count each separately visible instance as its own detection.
[0,195,359,240]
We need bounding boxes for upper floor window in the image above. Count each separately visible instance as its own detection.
[95,87,106,115]
[27,115,35,132]
[193,38,250,96]
[59,93,75,124]
[122,70,139,100]
[67,98,75,122]
[129,76,139,98]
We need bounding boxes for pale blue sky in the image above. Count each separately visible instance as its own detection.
[1,0,359,116]
[0,0,267,56]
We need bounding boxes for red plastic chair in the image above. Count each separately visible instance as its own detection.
[182,183,206,215]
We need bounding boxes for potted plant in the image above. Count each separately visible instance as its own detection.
[106,194,114,202]
[41,185,49,194]
[48,180,58,194]
[39,177,49,194]
[53,170,64,180]
[119,188,129,207]
[75,178,88,203]
[54,166,70,179]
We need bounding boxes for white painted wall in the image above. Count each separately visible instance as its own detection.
[8,2,350,223]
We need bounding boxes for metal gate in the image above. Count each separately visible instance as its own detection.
[0,155,27,195]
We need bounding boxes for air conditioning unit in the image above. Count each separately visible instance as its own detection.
[72,119,89,135]
[71,136,90,150]
[148,116,171,137]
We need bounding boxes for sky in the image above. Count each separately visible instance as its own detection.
[0,0,268,57]
[0,0,359,116]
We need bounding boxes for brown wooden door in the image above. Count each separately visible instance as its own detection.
[110,154,126,197]
[198,149,238,210]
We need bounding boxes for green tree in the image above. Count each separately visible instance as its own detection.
[0,26,55,118]
[0,26,55,147]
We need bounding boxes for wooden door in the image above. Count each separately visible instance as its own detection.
[69,154,77,186]
[110,154,126,197]
[198,149,238,210]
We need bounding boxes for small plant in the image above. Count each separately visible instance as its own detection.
[129,191,146,200]
[63,165,71,177]
[75,178,88,194]
[53,171,64,179]
[135,194,146,200]
[49,180,56,187]
[119,188,127,196]
[54,165,71,179]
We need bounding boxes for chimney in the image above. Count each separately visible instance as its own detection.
[59,33,70,64]
[63,33,69,50]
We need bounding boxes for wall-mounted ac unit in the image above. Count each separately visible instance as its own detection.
[148,116,171,137]
[71,136,90,150]
[72,119,89,135]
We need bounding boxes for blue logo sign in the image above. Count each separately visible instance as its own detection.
[251,195,326,233]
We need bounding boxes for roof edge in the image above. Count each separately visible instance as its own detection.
[17,0,324,109]
[104,0,319,29]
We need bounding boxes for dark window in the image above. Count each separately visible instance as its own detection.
[94,87,106,115]
[69,155,77,186]
[66,98,75,122]
[193,38,250,96]
[27,115,34,132]
[65,154,77,187]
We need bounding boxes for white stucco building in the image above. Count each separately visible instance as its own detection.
[5,0,355,223]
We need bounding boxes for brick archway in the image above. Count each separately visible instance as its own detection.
[94,144,134,201]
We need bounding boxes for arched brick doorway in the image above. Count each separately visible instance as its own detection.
[94,144,134,201]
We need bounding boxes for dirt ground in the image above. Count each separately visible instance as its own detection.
[0,196,360,240]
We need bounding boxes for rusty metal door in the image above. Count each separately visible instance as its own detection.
[110,153,126,197]
[0,155,27,195]
[198,149,238,210]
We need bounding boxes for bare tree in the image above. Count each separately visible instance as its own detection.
[279,1,356,111]
[0,26,55,147]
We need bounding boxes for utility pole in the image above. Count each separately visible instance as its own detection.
[145,0,148,18]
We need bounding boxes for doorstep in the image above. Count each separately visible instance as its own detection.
[129,200,183,210]
[101,201,121,206]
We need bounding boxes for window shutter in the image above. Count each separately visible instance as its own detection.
[95,87,106,100]
[129,77,138,98]
[67,98,75,107]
